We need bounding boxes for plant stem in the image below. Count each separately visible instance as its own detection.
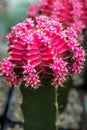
[55,87,59,130]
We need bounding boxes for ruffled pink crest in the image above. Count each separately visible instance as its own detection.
[0,16,85,88]
[28,0,87,36]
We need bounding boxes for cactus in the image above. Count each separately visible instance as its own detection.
[0,16,84,130]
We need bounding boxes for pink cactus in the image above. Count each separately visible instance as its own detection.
[28,0,87,42]
[0,59,20,85]
[0,16,84,88]
[6,75,20,86]
[0,59,15,76]
[24,74,40,89]
[51,58,68,87]
[27,3,40,18]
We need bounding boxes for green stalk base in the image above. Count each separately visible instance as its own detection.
[21,83,55,130]
[20,78,72,130]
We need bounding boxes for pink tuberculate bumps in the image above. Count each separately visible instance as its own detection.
[28,0,87,43]
[28,0,87,28]
[0,16,85,88]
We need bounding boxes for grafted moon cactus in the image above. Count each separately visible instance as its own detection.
[0,16,84,88]
[28,0,87,28]
[28,0,87,42]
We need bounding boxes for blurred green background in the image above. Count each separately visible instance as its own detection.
[0,0,38,43]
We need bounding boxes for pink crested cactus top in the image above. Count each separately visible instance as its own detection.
[28,0,87,42]
[0,16,84,88]
[28,0,87,27]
